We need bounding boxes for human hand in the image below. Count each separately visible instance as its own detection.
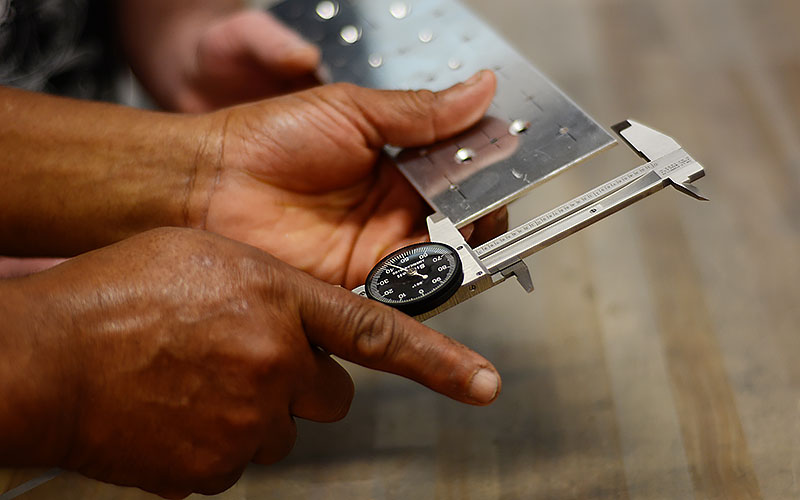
[130,9,320,112]
[4,228,500,497]
[194,70,508,288]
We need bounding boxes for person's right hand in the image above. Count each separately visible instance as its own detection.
[5,228,500,498]
[191,71,506,289]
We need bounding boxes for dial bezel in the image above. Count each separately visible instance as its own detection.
[365,242,464,316]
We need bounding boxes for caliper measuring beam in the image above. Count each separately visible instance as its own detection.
[354,120,707,321]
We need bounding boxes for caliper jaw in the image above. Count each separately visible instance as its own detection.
[426,213,487,283]
[614,120,709,201]
[412,213,533,321]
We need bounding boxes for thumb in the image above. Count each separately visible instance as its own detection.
[327,70,497,149]
[297,279,502,406]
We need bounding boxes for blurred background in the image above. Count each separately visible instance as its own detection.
[3,0,799,498]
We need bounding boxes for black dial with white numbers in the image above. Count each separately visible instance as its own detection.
[365,243,464,316]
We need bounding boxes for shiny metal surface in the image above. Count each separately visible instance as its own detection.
[612,119,681,163]
[362,120,707,321]
[476,121,706,274]
[269,0,616,227]
[425,212,487,283]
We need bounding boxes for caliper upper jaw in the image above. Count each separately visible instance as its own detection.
[426,213,488,284]
[413,214,536,321]
[428,213,533,307]
[612,119,681,162]
[613,119,709,202]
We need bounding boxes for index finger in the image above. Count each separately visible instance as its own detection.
[297,280,501,406]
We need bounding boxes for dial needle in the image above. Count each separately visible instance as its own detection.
[387,263,428,279]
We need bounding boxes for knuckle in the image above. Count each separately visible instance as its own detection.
[409,88,438,111]
[317,82,359,104]
[254,418,297,465]
[195,467,246,496]
[246,340,285,371]
[329,81,358,94]
[239,329,298,379]
[406,89,439,140]
[155,489,191,500]
[184,457,220,483]
[222,406,263,433]
[349,307,401,364]
[247,347,292,383]
[276,432,297,462]
[330,380,355,422]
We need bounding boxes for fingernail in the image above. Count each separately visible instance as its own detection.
[464,70,485,86]
[469,368,499,403]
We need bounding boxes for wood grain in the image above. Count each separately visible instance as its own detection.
[4,0,799,498]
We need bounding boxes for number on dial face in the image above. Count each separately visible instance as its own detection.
[365,243,464,316]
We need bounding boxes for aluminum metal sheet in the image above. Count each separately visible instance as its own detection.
[270,0,615,227]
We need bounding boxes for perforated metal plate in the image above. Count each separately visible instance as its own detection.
[270,0,615,227]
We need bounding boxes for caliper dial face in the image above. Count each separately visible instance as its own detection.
[365,243,464,316]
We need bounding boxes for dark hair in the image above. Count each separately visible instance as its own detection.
[0,0,120,101]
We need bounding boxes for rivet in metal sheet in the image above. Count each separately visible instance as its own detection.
[448,58,462,70]
[340,25,362,44]
[559,126,570,135]
[454,148,475,164]
[368,54,383,68]
[509,119,530,136]
[389,2,410,19]
[418,29,434,43]
[315,1,338,20]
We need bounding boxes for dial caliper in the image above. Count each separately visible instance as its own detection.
[269,0,708,320]
[354,120,707,320]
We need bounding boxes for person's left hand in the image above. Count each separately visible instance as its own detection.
[191,71,508,289]
[127,9,321,113]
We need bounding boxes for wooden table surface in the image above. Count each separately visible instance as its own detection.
[3,0,799,498]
